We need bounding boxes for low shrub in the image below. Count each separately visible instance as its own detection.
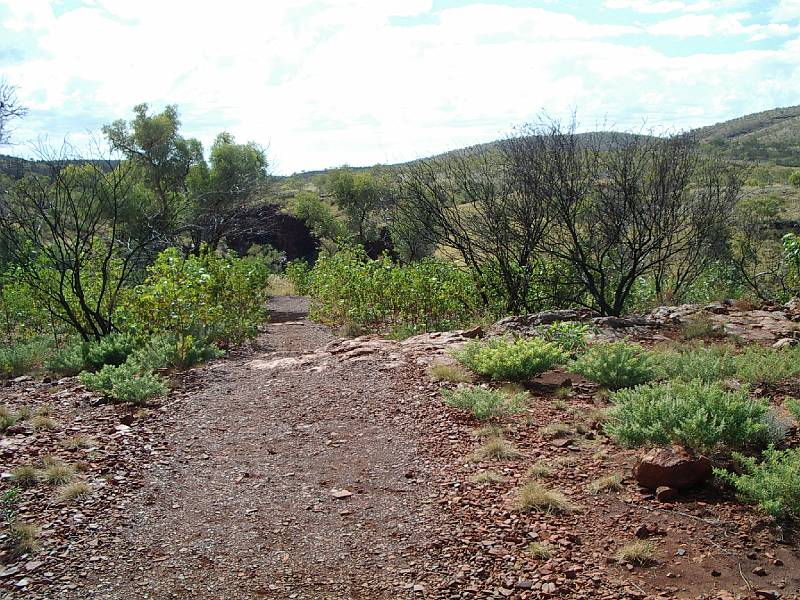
[80,361,167,405]
[129,334,223,372]
[733,345,800,385]
[284,260,312,295]
[0,338,49,378]
[654,344,737,383]
[605,380,771,453]
[427,363,472,383]
[787,398,800,423]
[538,321,590,353]
[454,337,567,381]
[83,333,136,370]
[680,317,727,340]
[442,385,528,421]
[46,340,87,376]
[570,342,655,390]
[0,406,19,433]
[715,447,800,520]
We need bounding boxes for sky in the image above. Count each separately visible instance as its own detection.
[1,0,799,174]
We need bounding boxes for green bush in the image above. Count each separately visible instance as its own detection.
[570,342,655,390]
[130,334,223,371]
[84,333,136,370]
[605,380,771,453]
[45,340,87,376]
[79,361,167,405]
[787,398,800,423]
[454,337,567,381]
[538,321,590,353]
[654,344,737,383]
[733,345,800,385]
[715,447,800,520]
[284,260,312,295]
[126,247,270,345]
[441,385,528,421]
[0,338,49,378]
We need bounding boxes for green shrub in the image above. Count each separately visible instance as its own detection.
[654,344,737,383]
[0,338,49,378]
[284,260,312,295]
[83,333,136,370]
[441,385,528,421]
[45,340,87,376]
[538,321,590,353]
[787,398,800,423]
[454,337,567,381]
[129,334,223,371]
[715,447,800,520]
[606,380,770,453]
[80,361,167,405]
[126,247,270,345]
[570,342,654,390]
[733,345,800,385]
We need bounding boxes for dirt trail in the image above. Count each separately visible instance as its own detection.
[76,296,444,599]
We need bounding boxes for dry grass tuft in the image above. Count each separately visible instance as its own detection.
[474,423,504,439]
[526,462,554,478]
[470,438,520,461]
[616,541,656,565]
[30,415,57,431]
[525,541,552,559]
[587,473,624,494]
[539,422,573,439]
[10,465,38,487]
[267,274,296,296]
[428,363,472,383]
[62,434,97,450]
[40,461,75,485]
[57,480,91,502]
[469,470,505,484]
[34,404,52,417]
[515,481,577,514]
[7,522,40,556]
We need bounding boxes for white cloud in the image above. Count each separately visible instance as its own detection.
[603,0,718,14]
[647,12,797,40]
[2,1,800,172]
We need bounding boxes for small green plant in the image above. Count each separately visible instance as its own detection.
[10,465,38,487]
[616,541,655,565]
[653,344,737,383]
[57,480,91,502]
[0,405,19,433]
[515,481,577,514]
[80,361,167,405]
[570,342,655,390]
[442,385,528,421]
[525,541,552,559]
[587,473,624,494]
[7,522,40,556]
[715,447,800,520]
[1,488,19,523]
[427,362,472,383]
[129,334,223,372]
[733,345,800,385]
[45,339,87,376]
[454,337,567,381]
[538,321,590,353]
[470,438,520,461]
[787,398,800,423]
[605,380,770,453]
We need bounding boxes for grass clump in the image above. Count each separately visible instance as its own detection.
[539,422,573,439]
[10,465,38,487]
[427,362,472,383]
[454,337,567,381]
[45,339,87,376]
[57,480,91,502]
[470,438,520,461]
[733,345,800,385]
[442,385,528,421]
[474,423,504,439]
[6,522,40,556]
[525,541,552,559]
[62,434,96,450]
[469,471,505,484]
[616,541,656,565]
[587,473,624,494]
[526,462,554,478]
[787,398,800,423]
[30,415,56,431]
[570,342,654,390]
[515,481,577,514]
[0,406,19,433]
[681,317,727,340]
[605,380,771,453]
[654,344,737,383]
[40,461,75,485]
[715,447,800,520]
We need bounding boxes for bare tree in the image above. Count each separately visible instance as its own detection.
[396,146,551,312]
[0,78,28,146]
[503,119,743,315]
[0,144,152,340]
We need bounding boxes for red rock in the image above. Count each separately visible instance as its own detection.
[633,446,712,490]
[656,486,678,502]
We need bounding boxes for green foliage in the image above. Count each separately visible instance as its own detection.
[327,169,390,244]
[83,333,136,370]
[789,170,800,187]
[605,380,770,453]
[79,360,167,405]
[570,342,655,390]
[45,340,88,376]
[441,385,527,421]
[454,337,567,381]
[654,344,737,383]
[305,245,483,332]
[129,334,223,371]
[715,447,800,520]
[0,338,49,378]
[787,398,800,423]
[538,321,589,353]
[127,247,270,345]
[784,232,800,293]
[733,345,800,385]
[291,192,347,242]
[0,270,51,341]
[284,260,312,295]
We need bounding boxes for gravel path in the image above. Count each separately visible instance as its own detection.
[74,296,444,599]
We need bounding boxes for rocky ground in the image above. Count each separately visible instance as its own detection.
[0,297,799,599]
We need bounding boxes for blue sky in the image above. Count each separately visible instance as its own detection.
[1,0,799,174]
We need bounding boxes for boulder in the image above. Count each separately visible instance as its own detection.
[633,446,712,490]
[773,337,798,349]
